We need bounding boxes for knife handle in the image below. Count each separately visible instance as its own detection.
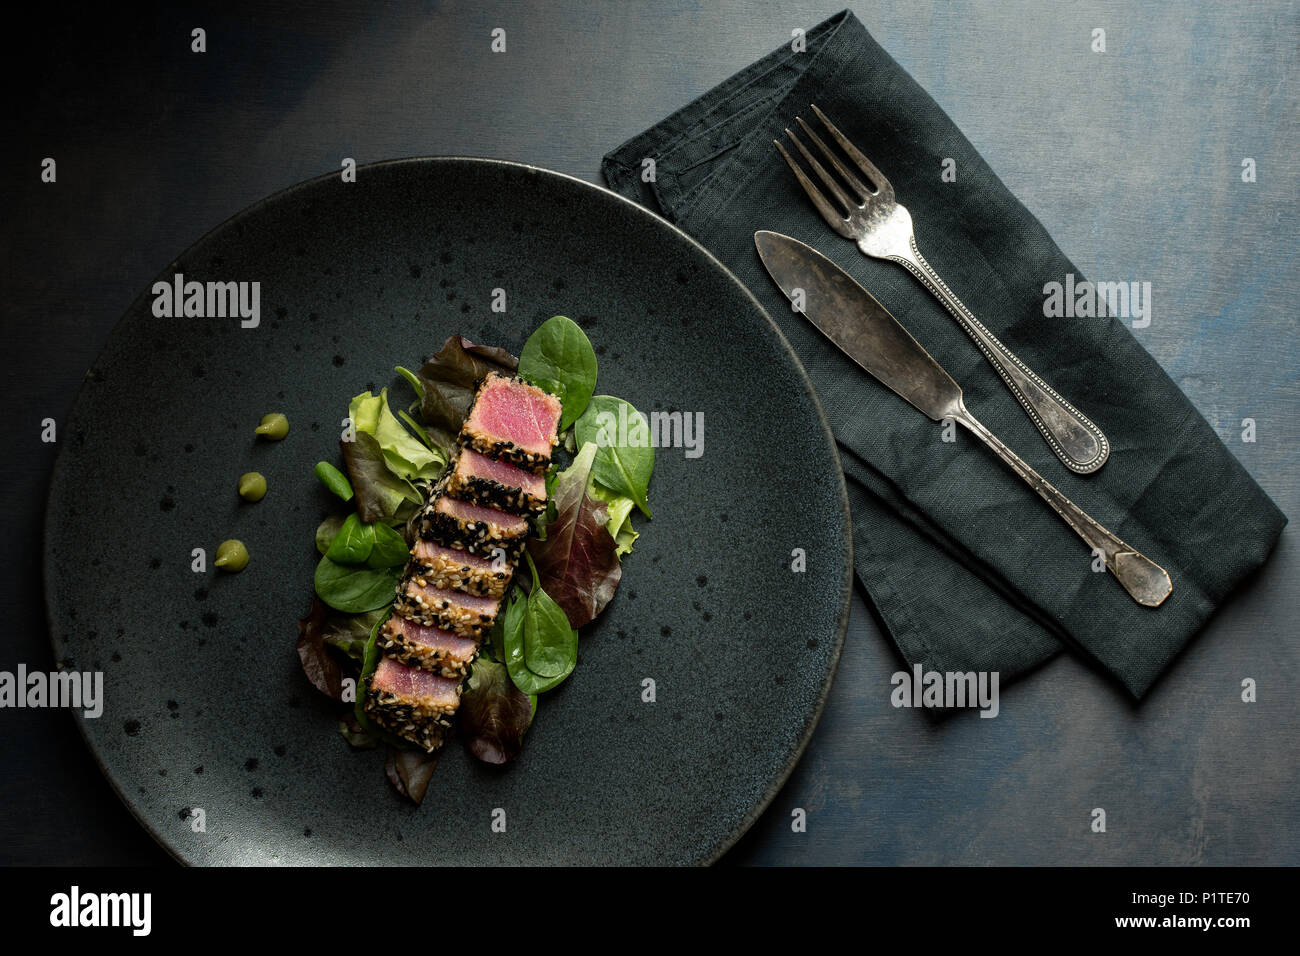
[955,407,1172,607]
[891,240,1111,475]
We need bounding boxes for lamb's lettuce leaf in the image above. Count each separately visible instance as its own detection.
[315,515,345,555]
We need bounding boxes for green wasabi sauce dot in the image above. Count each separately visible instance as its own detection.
[214,539,249,572]
[238,472,267,502]
[255,413,289,440]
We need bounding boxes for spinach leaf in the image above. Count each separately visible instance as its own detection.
[314,461,354,501]
[574,395,654,517]
[366,520,410,569]
[315,515,345,555]
[518,315,597,431]
[314,555,401,613]
[417,336,519,450]
[502,586,573,695]
[340,431,422,524]
[325,513,374,565]
[459,656,533,765]
[528,442,621,628]
[524,580,580,679]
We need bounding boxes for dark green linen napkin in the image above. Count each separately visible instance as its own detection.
[602,10,1285,697]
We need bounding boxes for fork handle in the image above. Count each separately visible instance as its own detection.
[891,239,1110,474]
[955,405,1171,607]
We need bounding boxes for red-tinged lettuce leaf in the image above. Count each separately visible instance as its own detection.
[339,431,422,523]
[460,656,533,765]
[385,746,440,804]
[417,336,519,446]
[297,596,345,700]
[338,712,378,749]
[321,607,385,661]
[528,441,621,628]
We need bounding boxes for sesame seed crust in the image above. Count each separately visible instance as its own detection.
[445,467,547,516]
[363,687,453,753]
[407,553,513,598]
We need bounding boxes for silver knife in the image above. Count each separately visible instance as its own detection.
[754,230,1171,608]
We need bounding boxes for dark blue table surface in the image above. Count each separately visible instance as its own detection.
[2,0,1295,865]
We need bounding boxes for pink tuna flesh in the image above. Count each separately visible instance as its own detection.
[371,657,460,704]
[384,617,479,661]
[412,539,496,570]
[456,447,546,497]
[435,494,528,534]
[465,374,562,455]
[404,580,501,617]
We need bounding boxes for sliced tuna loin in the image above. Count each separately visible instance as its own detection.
[364,657,462,753]
[461,372,562,473]
[362,367,561,762]
[378,615,480,678]
[409,539,513,598]
[394,575,502,638]
[418,489,529,557]
[446,446,548,515]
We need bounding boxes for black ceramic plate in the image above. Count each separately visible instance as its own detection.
[44,158,850,865]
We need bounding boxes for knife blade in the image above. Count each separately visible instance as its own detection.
[753,229,1171,607]
[754,230,964,423]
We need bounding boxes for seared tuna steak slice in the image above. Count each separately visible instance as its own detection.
[364,657,461,752]
[461,372,562,473]
[409,539,513,598]
[394,575,501,638]
[378,615,480,678]
[445,446,548,515]
[418,490,529,557]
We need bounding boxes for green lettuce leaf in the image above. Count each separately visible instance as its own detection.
[349,388,446,481]
[339,432,421,524]
[590,483,638,557]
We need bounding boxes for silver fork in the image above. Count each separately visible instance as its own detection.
[775,104,1110,474]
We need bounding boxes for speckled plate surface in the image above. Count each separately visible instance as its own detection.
[43,158,851,865]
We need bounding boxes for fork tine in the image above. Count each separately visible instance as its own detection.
[784,126,856,215]
[773,139,854,239]
[810,104,891,197]
[795,116,871,202]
